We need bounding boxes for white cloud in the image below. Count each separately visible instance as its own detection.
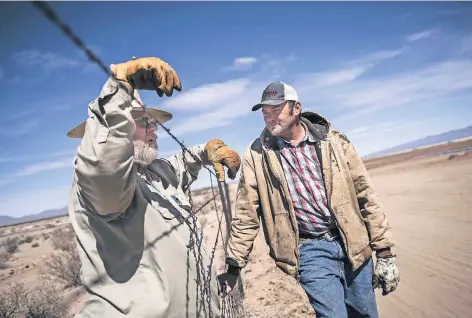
[406,29,436,42]
[346,120,423,139]
[296,66,367,89]
[347,48,405,66]
[436,10,461,16]
[155,53,298,136]
[225,57,258,71]
[258,53,297,78]
[169,79,266,136]
[8,109,35,120]
[0,150,77,163]
[294,48,405,92]
[12,50,80,70]
[223,54,297,77]
[161,78,251,110]
[0,157,74,186]
[155,41,472,139]
[459,33,472,54]
[0,119,41,137]
[295,57,472,122]
[346,122,394,137]
[16,157,73,177]
[0,179,12,187]
[341,60,472,110]
[348,112,472,157]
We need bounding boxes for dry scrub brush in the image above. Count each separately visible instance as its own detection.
[0,281,69,318]
[0,283,25,318]
[0,250,10,269]
[51,225,76,251]
[44,248,82,288]
[23,281,69,318]
[3,237,19,254]
[44,225,82,288]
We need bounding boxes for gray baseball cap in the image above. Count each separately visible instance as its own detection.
[252,81,299,111]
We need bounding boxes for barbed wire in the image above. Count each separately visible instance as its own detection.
[31,1,244,317]
[30,0,219,181]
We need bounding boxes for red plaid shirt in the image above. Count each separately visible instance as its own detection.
[277,124,335,236]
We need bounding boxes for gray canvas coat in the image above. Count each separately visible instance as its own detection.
[68,76,221,318]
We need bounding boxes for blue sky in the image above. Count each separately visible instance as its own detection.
[0,1,471,217]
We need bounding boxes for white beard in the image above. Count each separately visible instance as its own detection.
[133,140,159,182]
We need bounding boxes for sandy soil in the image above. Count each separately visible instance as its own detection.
[369,150,472,318]
[1,142,471,317]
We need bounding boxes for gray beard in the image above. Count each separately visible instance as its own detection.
[133,140,160,182]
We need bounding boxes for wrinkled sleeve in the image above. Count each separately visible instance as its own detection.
[165,144,211,194]
[342,136,395,253]
[226,146,261,268]
[73,76,137,216]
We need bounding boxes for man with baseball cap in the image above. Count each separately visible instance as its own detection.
[218,81,400,317]
[67,56,241,318]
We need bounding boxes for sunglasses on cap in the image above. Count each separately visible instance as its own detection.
[134,117,158,129]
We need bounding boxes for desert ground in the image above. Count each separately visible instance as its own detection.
[1,139,471,317]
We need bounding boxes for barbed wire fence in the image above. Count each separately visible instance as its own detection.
[30,1,245,317]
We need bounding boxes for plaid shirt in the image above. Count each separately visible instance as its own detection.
[277,124,335,236]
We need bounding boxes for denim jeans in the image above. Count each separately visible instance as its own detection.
[298,236,379,318]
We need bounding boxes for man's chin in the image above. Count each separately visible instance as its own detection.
[269,127,283,136]
[133,140,159,165]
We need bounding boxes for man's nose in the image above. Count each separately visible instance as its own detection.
[265,114,276,123]
[147,121,157,133]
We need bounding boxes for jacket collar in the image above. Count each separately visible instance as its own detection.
[276,122,317,149]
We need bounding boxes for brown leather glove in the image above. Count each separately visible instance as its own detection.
[110,57,182,97]
[204,139,241,182]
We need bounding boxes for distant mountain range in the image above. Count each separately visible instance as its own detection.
[364,125,472,159]
[1,126,472,227]
[0,207,68,227]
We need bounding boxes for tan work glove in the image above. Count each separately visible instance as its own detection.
[204,139,241,182]
[372,256,400,296]
[110,57,182,97]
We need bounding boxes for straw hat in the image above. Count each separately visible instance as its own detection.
[66,88,172,139]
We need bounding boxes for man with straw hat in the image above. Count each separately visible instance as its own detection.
[67,56,241,318]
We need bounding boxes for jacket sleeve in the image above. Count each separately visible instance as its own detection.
[164,144,211,195]
[73,76,137,216]
[226,145,261,268]
[341,135,395,254]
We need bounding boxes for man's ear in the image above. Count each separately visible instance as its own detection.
[295,102,302,116]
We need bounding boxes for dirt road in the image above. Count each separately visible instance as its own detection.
[372,151,472,317]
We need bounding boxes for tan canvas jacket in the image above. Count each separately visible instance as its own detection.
[225,112,395,279]
[69,76,221,318]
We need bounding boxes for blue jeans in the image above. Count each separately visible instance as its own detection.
[298,236,379,318]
